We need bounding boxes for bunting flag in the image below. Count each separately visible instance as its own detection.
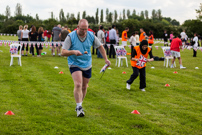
[128,45,131,49]
[155,46,158,49]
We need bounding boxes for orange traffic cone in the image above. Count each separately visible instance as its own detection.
[5,111,15,115]
[59,71,64,74]
[131,110,140,114]
[165,84,170,87]
[122,71,126,74]
[173,71,178,74]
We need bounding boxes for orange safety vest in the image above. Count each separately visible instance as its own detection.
[122,31,127,41]
[131,46,151,69]
[148,35,154,44]
[139,32,146,42]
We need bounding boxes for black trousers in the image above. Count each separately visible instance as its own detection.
[127,67,146,89]
[109,40,116,58]
[21,38,29,51]
[193,48,197,57]
[131,45,134,54]
[105,42,110,55]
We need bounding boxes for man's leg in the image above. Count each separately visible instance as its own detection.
[56,46,59,55]
[52,46,55,56]
[82,77,90,101]
[72,71,83,104]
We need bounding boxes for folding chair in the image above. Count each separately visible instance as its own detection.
[162,47,176,68]
[10,43,22,66]
[114,46,128,67]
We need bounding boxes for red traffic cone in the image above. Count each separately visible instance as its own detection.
[59,71,64,74]
[131,110,140,114]
[173,71,178,74]
[165,84,170,87]
[122,71,126,74]
[5,111,15,115]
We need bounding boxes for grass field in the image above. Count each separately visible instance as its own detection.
[0,36,202,135]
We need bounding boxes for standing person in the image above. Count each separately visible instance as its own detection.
[105,27,111,55]
[170,31,174,43]
[139,28,146,42]
[148,31,154,47]
[47,30,52,42]
[29,25,38,57]
[170,35,186,69]
[37,27,44,57]
[21,25,29,56]
[116,29,119,46]
[180,30,187,45]
[61,19,111,117]
[97,25,105,58]
[135,31,140,46]
[126,40,154,91]
[44,29,47,41]
[163,30,168,46]
[52,24,62,56]
[129,32,136,54]
[121,27,129,46]
[59,25,69,42]
[17,25,23,42]
[109,25,117,58]
[193,33,199,57]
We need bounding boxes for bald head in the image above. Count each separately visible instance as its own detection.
[77,19,89,37]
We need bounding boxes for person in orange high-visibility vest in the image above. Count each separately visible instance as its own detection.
[121,27,129,46]
[139,28,147,42]
[126,40,154,91]
[148,31,154,51]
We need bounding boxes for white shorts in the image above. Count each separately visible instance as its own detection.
[171,51,181,58]
[122,41,127,46]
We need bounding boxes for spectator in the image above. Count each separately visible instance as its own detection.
[17,25,23,42]
[47,30,52,42]
[148,31,154,50]
[59,25,69,42]
[109,24,117,58]
[170,31,174,43]
[37,27,44,57]
[21,25,29,56]
[121,27,129,46]
[163,30,168,46]
[97,25,105,58]
[139,28,146,42]
[129,32,136,53]
[135,31,140,45]
[193,33,199,57]
[29,25,38,57]
[52,24,62,56]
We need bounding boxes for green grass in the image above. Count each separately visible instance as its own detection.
[0,36,202,135]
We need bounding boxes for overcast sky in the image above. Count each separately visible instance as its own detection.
[0,0,201,24]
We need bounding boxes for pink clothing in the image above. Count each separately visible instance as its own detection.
[170,34,174,40]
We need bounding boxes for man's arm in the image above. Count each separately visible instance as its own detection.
[98,45,111,66]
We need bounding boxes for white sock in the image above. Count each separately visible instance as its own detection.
[76,102,82,108]
[180,64,183,67]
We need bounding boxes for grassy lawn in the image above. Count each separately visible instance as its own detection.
[0,36,202,135]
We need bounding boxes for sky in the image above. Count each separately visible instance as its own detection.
[0,0,201,24]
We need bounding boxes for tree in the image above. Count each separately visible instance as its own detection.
[15,3,22,16]
[77,12,80,21]
[51,12,54,19]
[5,5,11,20]
[59,9,66,23]
[66,13,70,20]
[100,9,104,23]
[85,15,95,24]
[151,9,157,20]
[119,12,122,22]
[114,10,118,23]
[95,8,99,24]
[82,11,86,19]
[106,8,109,22]
[36,13,39,21]
[127,9,130,19]
[140,11,144,19]
[196,3,202,20]
[108,12,113,23]
[145,10,149,19]
[157,9,162,20]
[171,19,180,26]
[132,9,136,16]
[123,9,126,20]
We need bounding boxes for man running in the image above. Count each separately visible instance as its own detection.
[61,19,111,117]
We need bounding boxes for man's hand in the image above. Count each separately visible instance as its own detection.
[74,50,83,56]
[105,59,111,66]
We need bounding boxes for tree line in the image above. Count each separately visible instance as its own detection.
[0,3,202,38]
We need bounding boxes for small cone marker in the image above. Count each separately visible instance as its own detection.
[165,84,170,87]
[5,111,15,115]
[59,71,64,74]
[122,71,126,74]
[173,71,178,74]
[131,110,140,114]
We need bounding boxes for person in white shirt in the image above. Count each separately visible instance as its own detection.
[135,31,140,46]
[129,32,136,53]
[109,25,117,58]
[21,25,29,56]
[97,25,105,58]
[180,30,186,45]
[193,33,198,57]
